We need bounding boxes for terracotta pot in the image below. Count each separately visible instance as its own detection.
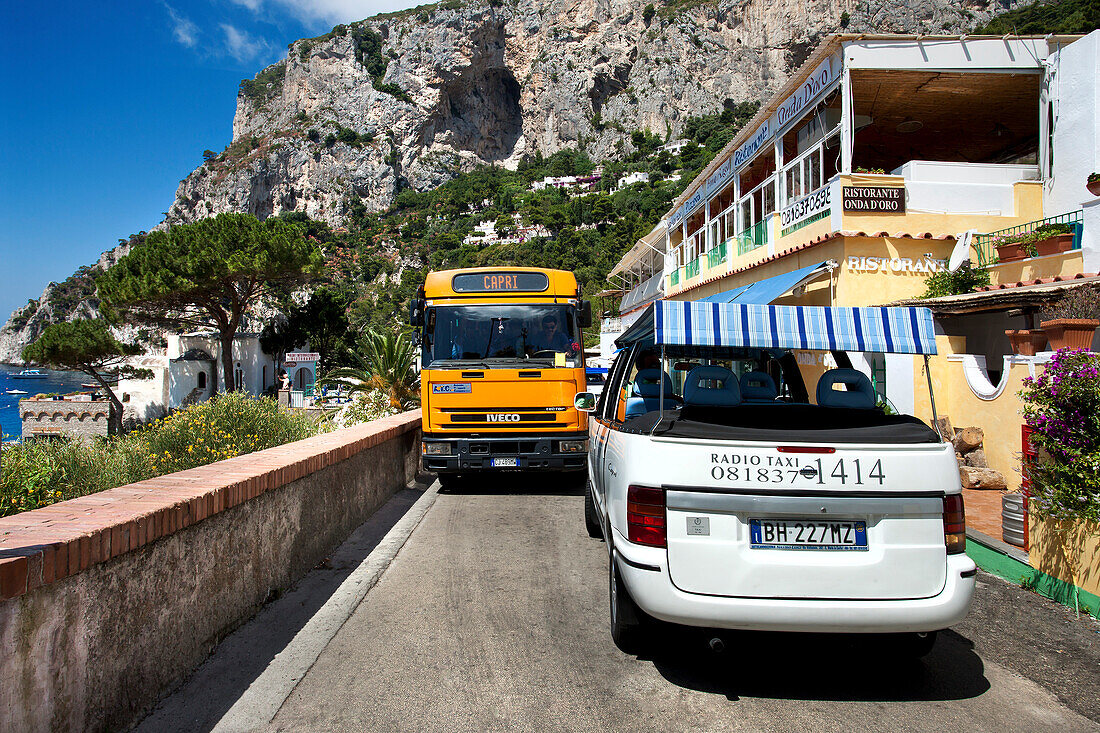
[1040,319,1100,351]
[1005,329,1048,356]
[1087,179,1100,196]
[1034,233,1074,257]
[995,242,1027,262]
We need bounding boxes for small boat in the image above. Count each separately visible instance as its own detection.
[5,388,28,395]
[11,369,48,379]
[81,383,98,389]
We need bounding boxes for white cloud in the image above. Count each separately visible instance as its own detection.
[165,3,198,47]
[228,0,264,11]
[268,1,426,27]
[220,23,270,63]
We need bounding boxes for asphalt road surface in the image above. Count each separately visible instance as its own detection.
[139,475,1100,733]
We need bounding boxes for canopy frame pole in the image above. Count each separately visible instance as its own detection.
[651,344,667,437]
[923,355,943,443]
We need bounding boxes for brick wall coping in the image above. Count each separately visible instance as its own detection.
[0,410,421,601]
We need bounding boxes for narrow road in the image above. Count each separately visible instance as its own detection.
[140,476,1100,732]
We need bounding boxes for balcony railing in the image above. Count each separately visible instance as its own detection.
[685,257,700,280]
[735,219,769,255]
[670,268,680,286]
[974,211,1084,267]
[707,241,728,269]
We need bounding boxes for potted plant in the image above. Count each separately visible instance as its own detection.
[1031,223,1075,257]
[1040,287,1100,351]
[993,233,1033,263]
[1088,172,1100,196]
[1005,329,1048,356]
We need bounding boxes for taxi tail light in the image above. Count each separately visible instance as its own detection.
[627,485,666,548]
[943,494,966,555]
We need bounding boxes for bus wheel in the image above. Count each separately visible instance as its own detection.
[437,474,462,492]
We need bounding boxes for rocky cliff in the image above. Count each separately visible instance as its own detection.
[1,0,1021,362]
[165,0,1009,227]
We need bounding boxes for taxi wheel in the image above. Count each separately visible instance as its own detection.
[584,482,602,538]
[609,551,645,654]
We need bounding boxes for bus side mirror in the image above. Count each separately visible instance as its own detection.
[578,300,593,328]
[574,392,597,412]
[408,299,424,327]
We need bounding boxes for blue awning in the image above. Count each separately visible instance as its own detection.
[616,300,938,355]
[699,261,830,304]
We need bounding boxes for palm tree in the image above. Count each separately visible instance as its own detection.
[318,328,419,409]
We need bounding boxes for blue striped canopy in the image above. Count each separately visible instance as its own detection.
[616,300,937,355]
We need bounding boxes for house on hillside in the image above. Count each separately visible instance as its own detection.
[615,171,650,191]
[659,139,691,155]
[118,332,314,423]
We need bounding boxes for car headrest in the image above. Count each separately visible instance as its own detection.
[816,368,876,409]
[631,368,674,398]
[740,371,777,402]
[683,366,742,407]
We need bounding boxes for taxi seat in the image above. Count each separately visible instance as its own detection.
[683,366,742,407]
[739,371,778,402]
[625,368,676,417]
[817,368,876,409]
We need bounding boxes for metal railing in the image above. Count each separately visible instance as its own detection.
[685,257,700,279]
[974,211,1084,267]
[735,219,769,255]
[707,241,728,268]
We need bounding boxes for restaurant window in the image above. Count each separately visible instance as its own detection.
[781,93,841,206]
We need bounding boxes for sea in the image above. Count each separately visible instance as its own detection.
[0,364,90,441]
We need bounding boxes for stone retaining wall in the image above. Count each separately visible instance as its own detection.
[19,396,110,441]
[0,410,422,733]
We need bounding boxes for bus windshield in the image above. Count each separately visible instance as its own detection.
[426,304,580,367]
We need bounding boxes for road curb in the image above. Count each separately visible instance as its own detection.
[211,481,440,732]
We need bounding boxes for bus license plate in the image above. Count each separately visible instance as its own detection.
[491,457,518,468]
[750,519,868,551]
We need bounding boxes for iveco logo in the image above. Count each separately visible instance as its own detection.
[487,413,521,422]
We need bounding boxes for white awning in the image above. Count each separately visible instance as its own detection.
[609,221,667,279]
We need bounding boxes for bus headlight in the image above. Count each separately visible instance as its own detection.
[423,442,453,456]
[558,439,588,453]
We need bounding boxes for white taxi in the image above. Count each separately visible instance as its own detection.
[577,301,976,656]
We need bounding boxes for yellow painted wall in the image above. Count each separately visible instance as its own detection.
[987,250,1085,287]
[913,338,1030,493]
[1030,518,1100,599]
[835,176,1043,238]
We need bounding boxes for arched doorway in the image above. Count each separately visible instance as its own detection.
[294,367,314,390]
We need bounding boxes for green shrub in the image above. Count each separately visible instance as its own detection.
[1,393,323,517]
[921,263,991,298]
[1,438,155,517]
[350,25,412,103]
[1021,349,1100,522]
[239,61,287,105]
[139,392,319,474]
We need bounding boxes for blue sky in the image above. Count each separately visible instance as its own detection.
[0,1,420,325]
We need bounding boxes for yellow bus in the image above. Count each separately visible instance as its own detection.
[410,266,592,485]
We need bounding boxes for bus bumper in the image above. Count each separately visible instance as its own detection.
[422,433,588,473]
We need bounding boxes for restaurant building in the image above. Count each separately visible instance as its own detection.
[608,32,1100,501]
